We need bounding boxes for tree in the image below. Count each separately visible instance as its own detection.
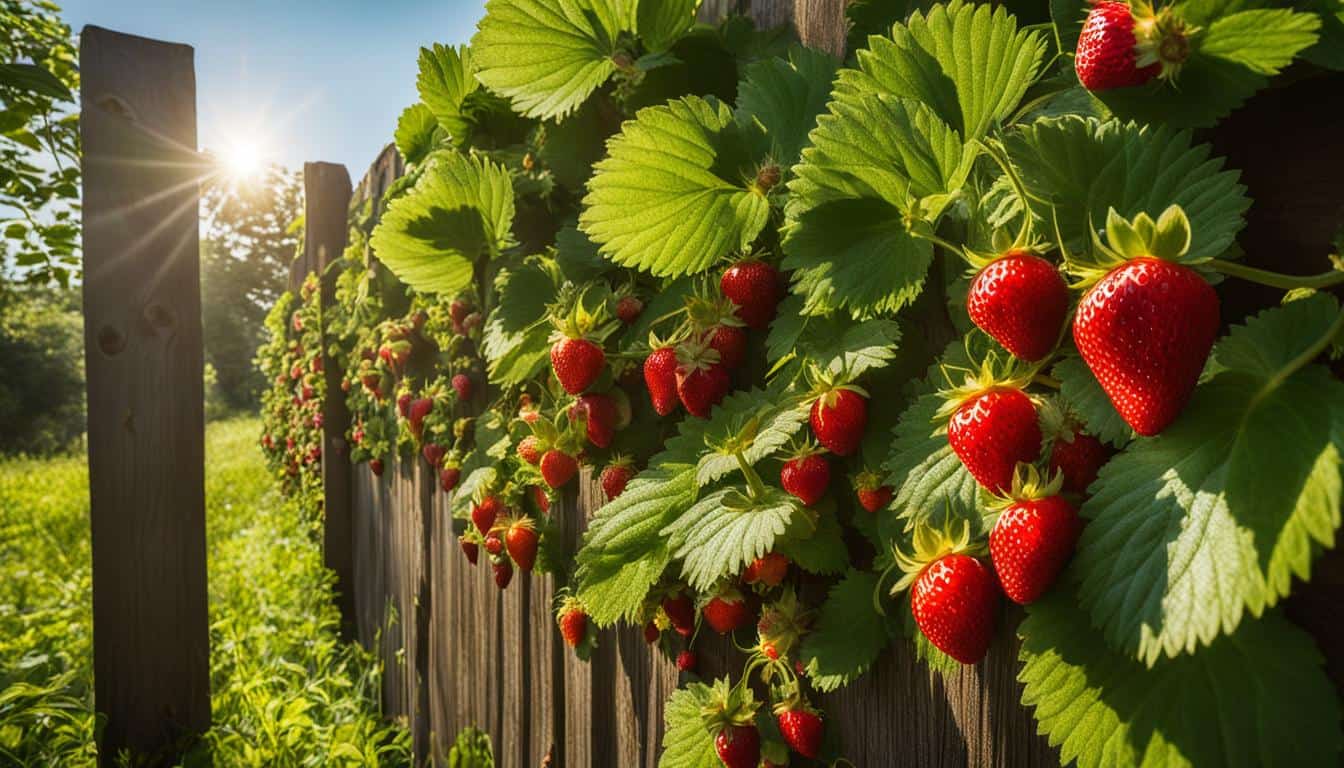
[201,166,303,412]
[0,282,84,453]
[0,0,80,287]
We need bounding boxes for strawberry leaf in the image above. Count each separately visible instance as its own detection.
[1052,354,1132,449]
[1019,587,1342,768]
[775,503,849,576]
[881,383,980,534]
[1073,295,1344,664]
[659,682,721,768]
[734,45,841,168]
[579,96,772,277]
[1303,0,1344,70]
[370,152,515,296]
[416,44,479,143]
[1004,116,1248,267]
[799,570,898,692]
[695,399,807,488]
[636,0,697,53]
[482,261,558,385]
[665,486,802,592]
[394,103,440,165]
[766,304,902,380]
[471,0,634,120]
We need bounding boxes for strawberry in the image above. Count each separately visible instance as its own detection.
[781,451,829,507]
[854,470,893,513]
[505,518,539,572]
[483,531,504,557]
[1076,2,1190,92]
[894,522,997,665]
[703,587,751,634]
[810,387,868,456]
[370,458,385,477]
[517,435,542,465]
[662,594,696,637]
[947,387,1041,493]
[529,484,551,516]
[616,295,643,324]
[720,260,783,330]
[492,558,513,589]
[989,467,1081,605]
[676,649,697,672]
[459,535,479,565]
[471,496,502,536]
[643,622,660,644]
[675,341,731,418]
[776,707,823,760]
[643,346,680,416]
[439,466,461,493]
[408,397,434,437]
[518,396,540,424]
[571,393,618,448]
[462,312,482,335]
[451,373,472,401]
[600,459,635,501]
[704,324,747,370]
[714,725,760,768]
[551,337,605,395]
[540,450,578,488]
[967,252,1069,362]
[1074,257,1218,436]
[449,299,471,326]
[1049,431,1110,494]
[559,607,588,648]
[743,553,789,588]
[396,392,412,419]
[422,443,445,468]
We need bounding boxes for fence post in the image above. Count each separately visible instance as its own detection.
[306,162,356,638]
[79,26,212,764]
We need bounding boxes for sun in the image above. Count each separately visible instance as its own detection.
[217,137,266,183]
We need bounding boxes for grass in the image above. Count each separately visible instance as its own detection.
[0,418,411,767]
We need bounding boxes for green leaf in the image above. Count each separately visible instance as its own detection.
[800,570,897,692]
[1053,355,1132,448]
[472,0,633,120]
[637,0,698,53]
[394,104,439,165]
[0,63,72,101]
[1198,9,1321,75]
[1004,116,1248,264]
[765,304,902,380]
[734,45,841,167]
[659,683,720,768]
[482,261,559,385]
[539,98,614,189]
[580,96,771,277]
[416,44,479,142]
[1074,296,1344,664]
[695,395,807,487]
[665,486,802,592]
[370,152,515,296]
[839,1,1047,141]
[1019,588,1343,768]
[554,225,613,283]
[882,367,980,534]
[1303,0,1344,70]
[775,505,849,576]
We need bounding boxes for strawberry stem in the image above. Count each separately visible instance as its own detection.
[1260,304,1344,396]
[734,450,767,501]
[1212,259,1344,290]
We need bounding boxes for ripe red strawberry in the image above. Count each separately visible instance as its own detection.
[967,252,1069,362]
[529,484,551,516]
[947,388,1041,493]
[540,450,578,488]
[743,553,789,588]
[704,324,747,369]
[492,558,513,589]
[776,708,823,759]
[703,589,751,634]
[810,387,867,456]
[721,260,783,329]
[422,443,445,468]
[1049,431,1111,494]
[600,461,635,501]
[781,453,829,506]
[396,392,412,419]
[854,471,893,513]
[1074,258,1219,436]
[644,346,680,416]
[505,518,539,572]
[643,621,660,644]
[449,299,471,325]
[518,396,540,424]
[408,397,434,437]
[471,496,502,536]
[676,649,697,672]
[714,725,761,768]
[662,594,696,637]
[571,393,618,448]
[990,491,1081,605]
[459,535,478,565]
[517,435,542,465]
[451,373,472,401]
[483,531,504,557]
[551,337,605,394]
[675,343,731,418]
[910,553,997,664]
[559,608,588,647]
[616,295,643,324]
[439,466,461,492]
[1077,1,1160,92]
[370,458,385,477]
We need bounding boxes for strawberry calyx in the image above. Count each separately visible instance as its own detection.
[1131,2,1197,82]
[1068,204,1200,288]
[983,463,1066,513]
[684,289,744,333]
[890,518,986,595]
[755,588,813,662]
[675,335,724,374]
[853,468,884,493]
[933,354,1037,425]
[700,677,760,732]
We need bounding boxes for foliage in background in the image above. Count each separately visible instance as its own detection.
[256,277,327,507]
[0,419,411,766]
[0,0,80,286]
[0,283,84,454]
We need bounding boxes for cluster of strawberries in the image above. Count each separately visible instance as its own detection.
[459,488,547,591]
[258,275,325,493]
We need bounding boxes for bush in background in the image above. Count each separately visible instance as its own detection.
[0,285,85,454]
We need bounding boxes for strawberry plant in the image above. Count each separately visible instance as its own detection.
[272,0,1344,764]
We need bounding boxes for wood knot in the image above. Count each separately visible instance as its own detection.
[97,324,127,356]
[142,303,175,334]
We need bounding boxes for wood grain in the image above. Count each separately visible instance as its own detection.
[79,26,212,764]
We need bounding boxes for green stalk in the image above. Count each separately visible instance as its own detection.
[734,450,767,502]
[1211,259,1344,290]
[1258,306,1344,398]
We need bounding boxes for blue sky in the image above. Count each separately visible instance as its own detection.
[60,0,487,179]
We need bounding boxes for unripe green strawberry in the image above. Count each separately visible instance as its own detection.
[967,252,1069,362]
[947,388,1040,493]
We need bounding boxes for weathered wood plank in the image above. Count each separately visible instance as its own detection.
[79,26,212,764]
